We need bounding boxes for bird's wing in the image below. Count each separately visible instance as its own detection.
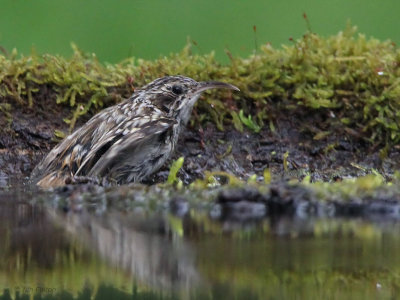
[31,105,118,179]
[75,116,176,177]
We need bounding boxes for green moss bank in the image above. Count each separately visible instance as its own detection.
[1,26,400,183]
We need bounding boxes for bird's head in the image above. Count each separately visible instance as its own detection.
[139,75,239,124]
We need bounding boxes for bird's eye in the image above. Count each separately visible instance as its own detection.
[171,85,184,95]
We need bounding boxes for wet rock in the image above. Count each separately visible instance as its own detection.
[169,196,189,217]
[0,170,7,187]
[267,183,316,215]
[332,197,400,219]
[363,200,400,218]
[332,201,365,217]
[218,201,267,221]
[215,188,268,221]
[217,188,267,203]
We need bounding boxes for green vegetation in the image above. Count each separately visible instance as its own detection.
[166,156,184,186]
[1,26,400,149]
[238,109,261,133]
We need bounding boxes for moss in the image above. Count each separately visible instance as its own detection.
[0,103,12,126]
[1,25,400,146]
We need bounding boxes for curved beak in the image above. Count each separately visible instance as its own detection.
[196,81,240,94]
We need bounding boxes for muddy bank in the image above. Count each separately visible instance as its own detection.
[1,93,399,188]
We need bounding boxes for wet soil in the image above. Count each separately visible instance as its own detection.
[1,92,400,187]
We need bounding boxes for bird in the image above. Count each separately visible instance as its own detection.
[31,75,239,188]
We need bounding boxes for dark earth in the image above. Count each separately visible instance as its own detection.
[2,92,400,184]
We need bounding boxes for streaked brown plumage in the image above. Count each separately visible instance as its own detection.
[31,75,239,187]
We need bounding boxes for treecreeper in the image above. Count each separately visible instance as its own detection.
[31,75,239,188]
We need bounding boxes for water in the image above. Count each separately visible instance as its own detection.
[1,183,400,299]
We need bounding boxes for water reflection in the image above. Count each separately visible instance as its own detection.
[1,186,400,299]
[53,209,200,290]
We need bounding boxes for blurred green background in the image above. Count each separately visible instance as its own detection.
[0,0,399,63]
